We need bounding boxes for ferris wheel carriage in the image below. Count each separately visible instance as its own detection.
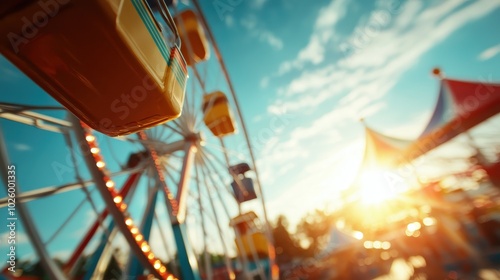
[230,211,270,259]
[229,162,251,175]
[202,91,237,137]
[173,9,209,66]
[0,0,187,136]
[229,163,257,203]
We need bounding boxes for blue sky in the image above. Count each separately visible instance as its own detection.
[197,0,500,222]
[1,0,500,264]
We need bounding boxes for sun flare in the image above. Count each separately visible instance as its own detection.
[358,169,403,205]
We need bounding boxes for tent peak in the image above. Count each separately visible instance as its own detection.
[432,67,445,79]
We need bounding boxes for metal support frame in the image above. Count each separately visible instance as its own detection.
[141,129,200,280]
[148,138,187,156]
[71,115,165,279]
[189,1,277,278]
[83,222,117,280]
[128,184,160,277]
[89,170,144,279]
[172,222,200,280]
[64,173,141,270]
[0,108,72,134]
[0,124,66,279]
[0,166,144,208]
[167,142,200,280]
[175,142,196,224]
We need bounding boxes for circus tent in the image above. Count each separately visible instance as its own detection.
[346,71,500,196]
[360,123,412,169]
[401,73,500,162]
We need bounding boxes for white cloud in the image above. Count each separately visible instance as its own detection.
[14,143,31,151]
[296,33,327,64]
[478,44,500,61]
[240,15,283,50]
[261,0,500,221]
[250,0,267,9]
[224,15,234,27]
[252,114,264,123]
[259,31,284,50]
[260,76,269,88]
[0,231,28,246]
[240,15,257,30]
[270,0,500,117]
[277,0,349,74]
[281,65,337,96]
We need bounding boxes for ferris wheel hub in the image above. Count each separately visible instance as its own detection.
[185,132,204,143]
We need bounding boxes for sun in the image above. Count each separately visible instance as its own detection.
[358,169,402,205]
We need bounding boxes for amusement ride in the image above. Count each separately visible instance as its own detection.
[0,0,278,279]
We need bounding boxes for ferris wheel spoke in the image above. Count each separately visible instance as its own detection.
[73,120,175,279]
[82,225,120,280]
[65,131,114,241]
[198,156,250,240]
[162,156,184,175]
[156,124,178,144]
[188,4,276,274]
[204,141,264,213]
[127,181,161,277]
[200,148,243,199]
[201,147,272,271]
[181,85,194,131]
[171,4,205,133]
[193,166,212,280]
[0,119,66,279]
[44,193,91,246]
[197,162,235,280]
[163,121,188,137]
[187,183,253,280]
[175,112,191,135]
[0,108,72,133]
[0,1,275,279]
[0,164,145,208]
[189,68,198,131]
[0,102,65,111]
[156,128,176,144]
[200,149,269,278]
[153,210,180,277]
[199,152,265,278]
[203,141,246,162]
[64,170,142,275]
[190,65,210,128]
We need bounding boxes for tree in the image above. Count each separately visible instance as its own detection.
[295,209,335,256]
[272,215,303,264]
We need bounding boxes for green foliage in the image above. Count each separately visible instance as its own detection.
[295,209,335,256]
[272,215,306,263]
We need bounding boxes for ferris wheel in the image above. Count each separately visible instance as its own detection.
[0,0,277,279]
